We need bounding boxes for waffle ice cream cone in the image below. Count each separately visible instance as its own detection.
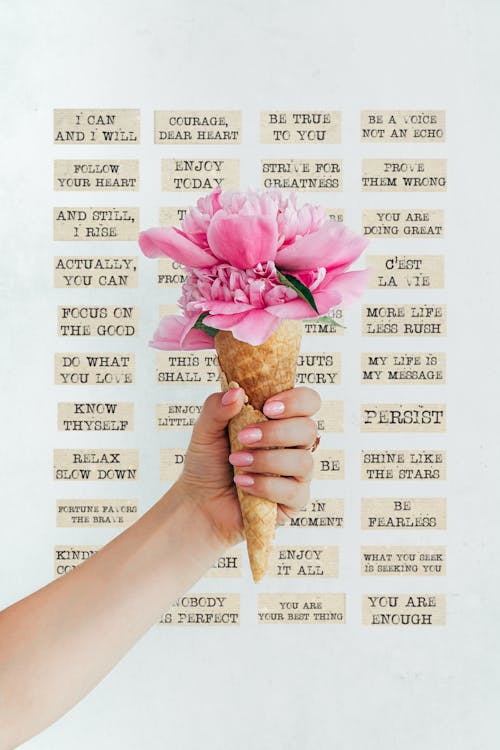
[214,319,303,582]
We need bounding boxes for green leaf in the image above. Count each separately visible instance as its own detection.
[192,312,219,338]
[276,269,319,314]
[312,314,346,329]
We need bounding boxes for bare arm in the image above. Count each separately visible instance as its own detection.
[0,385,320,748]
[0,482,224,749]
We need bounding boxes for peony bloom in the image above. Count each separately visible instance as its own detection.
[139,187,371,348]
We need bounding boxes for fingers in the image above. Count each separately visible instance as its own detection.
[236,386,321,448]
[237,415,318,449]
[261,386,322,419]
[231,387,320,521]
[191,387,245,445]
[233,470,311,513]
[231,447,314,483]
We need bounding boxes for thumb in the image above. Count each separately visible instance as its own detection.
[191,387,246,444]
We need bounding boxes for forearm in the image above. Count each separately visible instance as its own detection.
[0,482,225,749]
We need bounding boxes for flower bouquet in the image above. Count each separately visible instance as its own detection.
[139,187,370,581]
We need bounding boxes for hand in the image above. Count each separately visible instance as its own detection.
[176,386,322,548]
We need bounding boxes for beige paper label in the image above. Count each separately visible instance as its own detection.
[57,306,138,337]
[261,159,342,191]
[367,254,444,289]
[58,402,134,432]
[361,352,446,384]
[297,352,341,385]
[159,206,188,226]
[361,403,446,432]
[361,450,446,481]
[362,304,446,336]
[157,351,219,386]
[204,551,242,578]
[54,160,139,191]
[54,546,99,576]
[54,352,135,386]
[156,351,341,386]
[161,159,239,192]
[157,402,202,430]
[159,303,345,338]
[54,449,139,481]
[56,500,138,528]
[362,159,447,191]
[302,308,345,336]
[159,594,240,626]
[54,207,139,241]
[314,450,344,480]
[267,546,338,577]
[360,110,446,142]
[155,110,242,144]
[158,258,188,287]
[54,256,138,289]
[361,497,447,530]
[316,400,343,432]
[158,307,346,336]
[361,546,446,575]
[362,209,444,238]
[258,593,345,624]
[160,449,186,482]
[282,498,344,528]
[362,593,446,625]
[260,111,341,144]
[161,448,344,482]
[159,305,181,318]
[326,209,344,223]
[53,109,140,144]
[158,305,346,337]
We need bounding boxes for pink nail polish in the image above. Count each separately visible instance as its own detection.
[234,474,254,487]
[229,451,254,467]
[263,400,285,417]
[222,388,241,406]
[237,427,262,444]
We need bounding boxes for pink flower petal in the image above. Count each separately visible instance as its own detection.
[206,212,278,269]
[276,221,369,272]
[320,268,372,306]
[266,287,342,319]
[201,300,255,315]
[265,298,318,319]
[180,327,215,349]
[149,314,214,350]
[313,289,343,313]
[228,309,282,345]
[178,313,200,347]
[139,226,218,267]
[202,311,249,329]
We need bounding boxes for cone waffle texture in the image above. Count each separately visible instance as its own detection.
[214,319,303,582]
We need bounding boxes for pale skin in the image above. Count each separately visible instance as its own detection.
[0,385,321,749]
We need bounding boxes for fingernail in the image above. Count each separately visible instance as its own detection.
[237,427,262,444]
[263,400,285,417]
[222,388,241,406]
[229,451,254,467]
[234,474,254,487]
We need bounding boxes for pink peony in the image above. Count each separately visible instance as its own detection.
[139,187,371,348]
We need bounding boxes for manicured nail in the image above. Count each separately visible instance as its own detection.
[237,427,262,444]
[263,400,285,417]
[222,388,242,406]
[229,451,254,467]
[234,473,254,487]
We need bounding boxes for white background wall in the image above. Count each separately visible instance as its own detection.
[1,0,499,747]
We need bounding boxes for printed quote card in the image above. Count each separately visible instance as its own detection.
[52,107,447,628]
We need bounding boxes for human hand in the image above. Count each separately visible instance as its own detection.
[176,386,322,549]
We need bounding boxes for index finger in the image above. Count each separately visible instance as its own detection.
[262,386,322,419]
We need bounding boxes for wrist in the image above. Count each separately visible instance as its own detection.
[158,481,227,573]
